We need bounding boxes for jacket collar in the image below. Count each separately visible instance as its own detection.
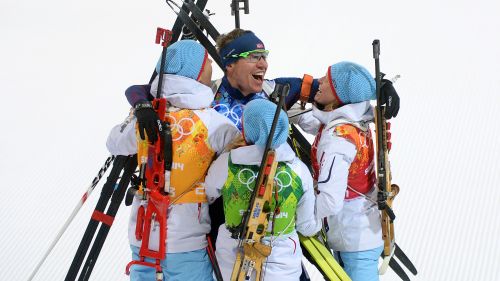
[150,74,214,109]
[230,144,295,165]
[221,76,256,102]
[312,101,374,125]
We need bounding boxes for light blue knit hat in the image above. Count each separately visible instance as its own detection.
[155,40,208,81]
[328,61,376,105]
[243,99,289,149]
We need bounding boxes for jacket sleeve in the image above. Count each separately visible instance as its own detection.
[288,107,321,135]
[125,84,153,107]
[105,112,138,156]
[204,152,230,204]
[315,130,357,219]
[293,158,322,237]
[208,111,241,156]
[274,77,319,109]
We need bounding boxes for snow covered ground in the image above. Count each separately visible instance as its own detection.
[1,0,499,280]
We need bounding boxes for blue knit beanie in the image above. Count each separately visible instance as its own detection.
[243,99,289,149]
[155,40,208,81]
[328,61,376,105]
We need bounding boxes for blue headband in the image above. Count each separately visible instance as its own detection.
[220,32,266,68]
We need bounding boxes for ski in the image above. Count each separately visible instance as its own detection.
[172,0,208,42]
[65,155,137,281]
[77,155,138,281]
[389,258,410,281]
[299,234,351,281]
[288,124,313,173]
[182,0,220,42]
[149,0,209,84]
[165,0,223,69]
[395,243,418,275]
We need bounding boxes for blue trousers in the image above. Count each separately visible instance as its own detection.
[129,246,214,281]
[339,246,383,281]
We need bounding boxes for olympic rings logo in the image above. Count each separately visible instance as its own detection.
[165,115,196,141]
[212,103,244,127]
[236,168,292,193]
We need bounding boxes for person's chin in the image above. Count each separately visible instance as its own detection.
[314,102,326,110]
[250,83,263,93]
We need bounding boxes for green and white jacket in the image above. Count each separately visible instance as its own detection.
[204,143,321,280]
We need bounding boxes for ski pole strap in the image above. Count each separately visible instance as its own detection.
[91,210,114,226]
[299,74,314,109]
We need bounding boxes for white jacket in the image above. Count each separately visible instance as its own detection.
[106,75,240,253]
[205,144,321,280]
[310,101,383,252]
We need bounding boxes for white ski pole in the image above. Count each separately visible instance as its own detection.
[27,155,115,281]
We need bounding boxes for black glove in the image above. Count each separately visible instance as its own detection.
[380,79,400,119]
[134,101,160,143]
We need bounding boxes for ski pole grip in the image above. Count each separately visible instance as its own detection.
[372,39,380,60]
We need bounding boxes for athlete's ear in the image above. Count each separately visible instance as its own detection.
[225,62,235,72]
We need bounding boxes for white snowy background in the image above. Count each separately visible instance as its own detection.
[1,0,499,280]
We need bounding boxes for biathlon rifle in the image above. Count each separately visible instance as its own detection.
[373,40,417,280]
[230,84,289,281]
[125,28,174,281]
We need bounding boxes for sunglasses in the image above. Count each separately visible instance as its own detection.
[226,49,270,63]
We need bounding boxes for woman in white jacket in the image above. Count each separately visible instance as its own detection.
[204,99,321,281]
[106,40,240,281]
[301,61,384,281]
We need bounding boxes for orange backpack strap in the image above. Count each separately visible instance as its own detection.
[299,74,314,109]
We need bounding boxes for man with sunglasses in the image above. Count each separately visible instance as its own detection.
[127,28,399,136]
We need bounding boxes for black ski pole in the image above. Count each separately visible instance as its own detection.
[64,155,130,281]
